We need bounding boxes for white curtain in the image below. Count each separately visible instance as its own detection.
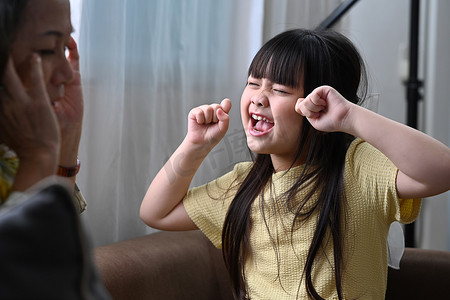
[74,0,340,247]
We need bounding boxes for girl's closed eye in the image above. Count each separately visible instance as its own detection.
[273,84,292,95]
[273,88,290,95]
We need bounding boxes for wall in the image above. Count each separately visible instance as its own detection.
[344,0,409,123]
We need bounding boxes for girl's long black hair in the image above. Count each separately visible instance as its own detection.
[222,29,367,299]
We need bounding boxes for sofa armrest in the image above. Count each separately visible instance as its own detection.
[386,247,450,299]
[94,230,233,300]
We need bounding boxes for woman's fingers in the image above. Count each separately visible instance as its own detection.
[0,54,60,158]
[67,36,80,71]
[2,57,28,102]
[1,54,49,107]
[27,54,51,105]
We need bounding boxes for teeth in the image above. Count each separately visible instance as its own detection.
[251,114,273,123]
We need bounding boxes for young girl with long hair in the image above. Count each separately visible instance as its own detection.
[140,29,450,299]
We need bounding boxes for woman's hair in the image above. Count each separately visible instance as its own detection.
[222,29,367,299]
[0,0,29,79]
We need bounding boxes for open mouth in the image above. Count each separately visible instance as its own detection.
[250,113,274,136]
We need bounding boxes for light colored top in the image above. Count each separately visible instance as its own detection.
[183,138,421,299]
[0,144,86,214]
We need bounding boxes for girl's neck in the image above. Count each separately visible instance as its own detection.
[270,153,307,173]
[270,137,311,173]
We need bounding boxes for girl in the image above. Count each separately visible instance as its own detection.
[140,29,450,299]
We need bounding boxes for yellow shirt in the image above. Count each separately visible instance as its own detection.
[183,139,421,299]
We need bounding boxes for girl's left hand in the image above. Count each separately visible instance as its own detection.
[295,85,352,133]
[54,37,84,165]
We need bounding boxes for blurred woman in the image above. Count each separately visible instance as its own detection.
[0,0,86,213]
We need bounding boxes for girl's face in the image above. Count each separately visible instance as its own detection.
[11,0,73,104]
[241,76,305,171]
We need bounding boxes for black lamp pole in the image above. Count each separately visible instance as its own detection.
[404,0,423,248]
[316,0,360,31]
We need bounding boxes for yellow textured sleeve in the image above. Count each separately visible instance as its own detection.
[346,138,422,224]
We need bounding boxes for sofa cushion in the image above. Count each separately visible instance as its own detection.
[94,230,233,300]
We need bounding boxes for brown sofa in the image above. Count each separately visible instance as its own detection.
[94,230,233,300]
[94,230,450,300]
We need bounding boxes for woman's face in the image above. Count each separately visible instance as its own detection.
[11,0,73,104]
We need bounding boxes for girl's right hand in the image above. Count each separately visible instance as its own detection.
[0,55,60,164]
[186,98,232,150]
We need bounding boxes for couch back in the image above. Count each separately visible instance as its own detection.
[95,230,450,300]
[94,230,233,300]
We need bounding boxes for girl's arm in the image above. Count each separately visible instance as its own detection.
[296,86,450,199]
[140,99,232,230]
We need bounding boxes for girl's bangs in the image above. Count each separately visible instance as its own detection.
[248,38,304,89]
